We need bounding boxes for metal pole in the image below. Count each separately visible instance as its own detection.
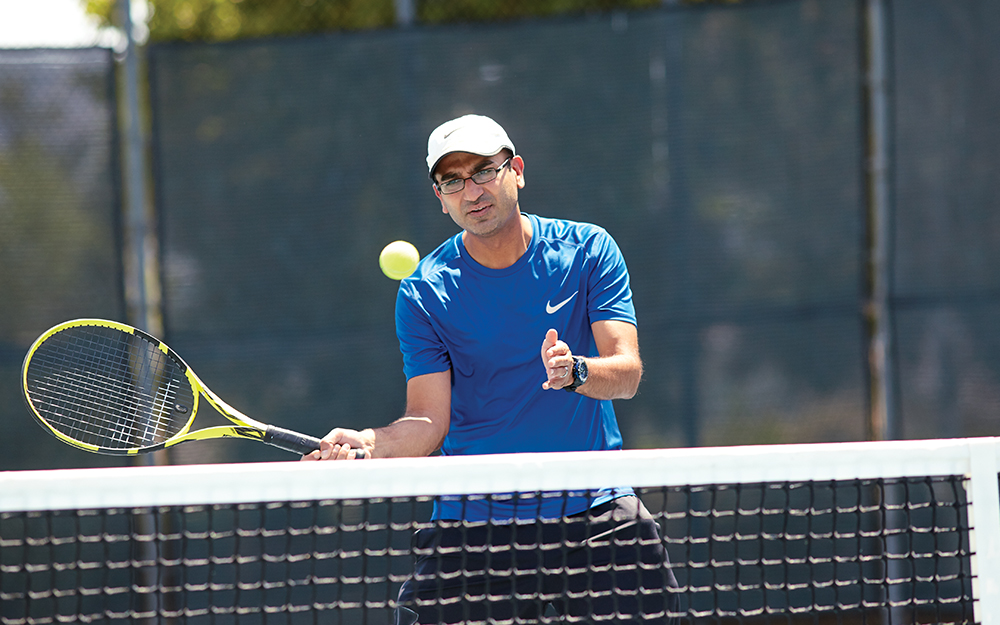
[863,3,905,623]
[864,0,897,442]
[120,0,150,333]
[968,438,1000,625]
[117,1,175,619]
[394,0,415,27]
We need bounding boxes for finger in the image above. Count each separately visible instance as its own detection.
[548,349,571,373]
[544,363,567,390]
[543,367,555,389]
[541,331,556,359]
[544,328,558,348]
[319,428,353,460]
[336,443,360,460]
[541,329,560,390]
[551,335,571,354]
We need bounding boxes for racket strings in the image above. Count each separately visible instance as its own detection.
[25,326,194,450]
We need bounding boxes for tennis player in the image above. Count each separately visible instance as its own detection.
[304,114,679,624]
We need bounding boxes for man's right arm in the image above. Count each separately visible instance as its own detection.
[301,369,451,461]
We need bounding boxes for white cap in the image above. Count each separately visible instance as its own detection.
[426,114,516,179]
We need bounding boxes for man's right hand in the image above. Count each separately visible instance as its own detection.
[300,427,373,461]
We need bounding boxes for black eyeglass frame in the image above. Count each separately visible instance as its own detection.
[434,157,513,195]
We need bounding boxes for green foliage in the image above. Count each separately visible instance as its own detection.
[83,0,117,27]
[81,0,748,42]
[418,0,663,24]
[148,0,397,41]
[85,0,396,42]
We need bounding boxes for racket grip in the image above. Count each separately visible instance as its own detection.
[263,425,366,459]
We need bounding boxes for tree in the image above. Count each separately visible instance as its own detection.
[85,0,394,41]
[84,0,692,42]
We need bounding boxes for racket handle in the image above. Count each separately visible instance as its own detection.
[263,425,366,459]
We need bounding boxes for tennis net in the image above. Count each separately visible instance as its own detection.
[1,437,999,624]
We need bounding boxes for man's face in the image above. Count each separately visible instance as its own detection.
[432,151,524,239]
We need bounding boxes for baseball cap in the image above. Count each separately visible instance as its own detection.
[426,114,516,179]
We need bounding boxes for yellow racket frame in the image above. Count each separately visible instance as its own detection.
[22,319,305,456]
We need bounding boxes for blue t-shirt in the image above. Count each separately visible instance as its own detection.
[395,214,635,521]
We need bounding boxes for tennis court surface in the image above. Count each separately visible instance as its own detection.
[2,437,998,624]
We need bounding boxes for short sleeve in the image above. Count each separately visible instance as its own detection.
[586,229,636,325]
[395,282,452,380]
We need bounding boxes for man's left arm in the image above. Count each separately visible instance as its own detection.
[540,320,642,399]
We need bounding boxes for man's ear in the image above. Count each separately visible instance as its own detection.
[511,155,525,189]
[433,184,451,214]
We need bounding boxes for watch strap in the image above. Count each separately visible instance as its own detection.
[564,355,587,392]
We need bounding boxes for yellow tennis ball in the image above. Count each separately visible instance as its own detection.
[379,240,420,280]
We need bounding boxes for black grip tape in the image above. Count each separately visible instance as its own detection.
[263,425,366,458]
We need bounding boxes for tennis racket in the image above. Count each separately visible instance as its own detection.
[21,319,355,457]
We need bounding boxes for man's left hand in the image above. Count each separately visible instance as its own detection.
[541,328,574,390]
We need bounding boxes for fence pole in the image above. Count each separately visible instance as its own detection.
[395,0,415,26]
[119,0,161,338]
[862,5,904,621]
[117,1,173,616]
[863,0,897,442]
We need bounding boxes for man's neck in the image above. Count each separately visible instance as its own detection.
[463,212,532,269]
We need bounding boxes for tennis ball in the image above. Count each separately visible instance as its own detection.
[379,240,420,280]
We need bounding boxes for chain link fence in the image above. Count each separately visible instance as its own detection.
[1,0,999,470]
[0,48,125,470]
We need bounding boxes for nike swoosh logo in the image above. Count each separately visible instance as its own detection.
[546,292,578,314]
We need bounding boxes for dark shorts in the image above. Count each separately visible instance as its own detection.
[395,495,679,624]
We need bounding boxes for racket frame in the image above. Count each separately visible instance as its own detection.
[21,319,324,456]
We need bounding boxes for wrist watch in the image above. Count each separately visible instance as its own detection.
[564,355,589,392]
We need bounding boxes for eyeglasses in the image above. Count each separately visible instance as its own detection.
[435,158,512,195]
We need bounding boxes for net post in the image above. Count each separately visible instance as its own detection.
[967,437,1000,624]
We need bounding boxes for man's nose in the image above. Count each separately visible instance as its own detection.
[462,178,485,200]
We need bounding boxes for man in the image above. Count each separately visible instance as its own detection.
[303,114,678,623]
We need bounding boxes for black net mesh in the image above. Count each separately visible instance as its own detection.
[0,475,974,624]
